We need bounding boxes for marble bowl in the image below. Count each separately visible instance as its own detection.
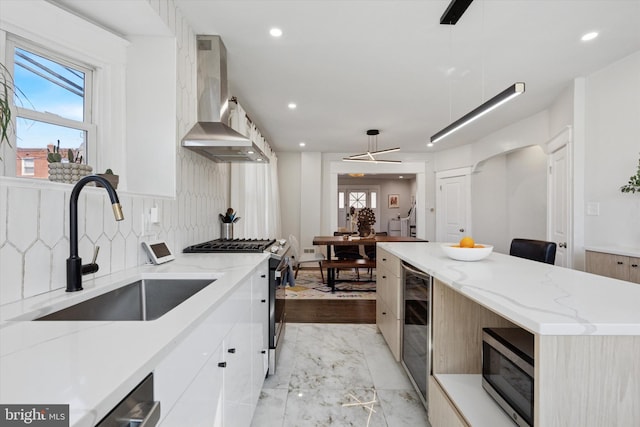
[441,243,493,261]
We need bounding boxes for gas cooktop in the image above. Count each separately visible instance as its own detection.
[183,238,276,253]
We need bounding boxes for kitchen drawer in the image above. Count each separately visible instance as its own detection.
[586,250,640,284]
[376,297,401,361]
[377,248,401,278]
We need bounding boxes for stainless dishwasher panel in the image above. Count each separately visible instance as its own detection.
[401,261,432,410]
[96,373,160,427]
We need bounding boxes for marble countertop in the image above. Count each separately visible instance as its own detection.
[0,252,269,427]
[378,242,640,336]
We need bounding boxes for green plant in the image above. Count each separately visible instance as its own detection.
[104,168,114,174]
[620,153,640,194]
[47,140,83,163]
[1,63,15,156]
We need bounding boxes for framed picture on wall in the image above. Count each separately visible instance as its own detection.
[388,194,399,208]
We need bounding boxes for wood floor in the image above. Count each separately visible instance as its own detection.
[286,299,376,323]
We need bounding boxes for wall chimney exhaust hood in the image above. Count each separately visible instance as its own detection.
[182,35,268,163]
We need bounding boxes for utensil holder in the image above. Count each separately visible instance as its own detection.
[221,223,234,240]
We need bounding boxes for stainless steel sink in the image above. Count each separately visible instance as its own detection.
[35,279,215,321]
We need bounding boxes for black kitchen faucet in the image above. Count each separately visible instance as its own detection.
[67,175,124,292]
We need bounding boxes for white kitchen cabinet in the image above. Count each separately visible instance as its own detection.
[156,261,269,427]
[376,247,403,361]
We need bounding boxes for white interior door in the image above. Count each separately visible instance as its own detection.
[547,130,572,268]
[436,168,471,243]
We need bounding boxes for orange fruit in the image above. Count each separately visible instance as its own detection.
[459,236,475,248]
[474,244,485,248]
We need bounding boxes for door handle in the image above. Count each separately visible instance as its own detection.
[459,228,465,232]
[558,242,567,248]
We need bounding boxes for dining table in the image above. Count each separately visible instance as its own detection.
[312,235,425,260]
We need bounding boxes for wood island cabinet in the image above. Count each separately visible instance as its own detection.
[586,250,640,284]
[376,247,403,361]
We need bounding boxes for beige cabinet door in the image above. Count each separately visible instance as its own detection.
[629,257,640,284]
[585,251,630,281]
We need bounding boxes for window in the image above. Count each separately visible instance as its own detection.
[371,191,377,209]
[21,158,34,175]
[338,191,345,209]
[9,39,94,179]
[349,191,367,209]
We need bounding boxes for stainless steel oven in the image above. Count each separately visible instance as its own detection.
[183,238,290,376]
[401,261,432,410]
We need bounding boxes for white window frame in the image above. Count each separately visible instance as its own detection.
[7,36,97,171]
[21,157,34,176]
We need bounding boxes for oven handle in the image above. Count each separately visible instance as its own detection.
[275,256,290,278]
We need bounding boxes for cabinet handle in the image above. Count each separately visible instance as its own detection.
[382,276,386,279]
[617,261,624,265]
[382,258,386,261]
[261,274,266,278]
[632,264,638,268]
[261,299,266,303]
[228,348,236,353]
[218,362,226,368]
[261,350,266,354]
[382,312,386,315]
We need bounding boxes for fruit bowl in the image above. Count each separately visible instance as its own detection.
[441,243,493,261]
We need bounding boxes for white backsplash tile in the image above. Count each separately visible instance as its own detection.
[85,192,105,242]
[7,186,39,252]
[39,188,65,247]
[0,245,23,302]
[23,241,51,298]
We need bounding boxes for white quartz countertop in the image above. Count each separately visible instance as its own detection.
[378,242,640,336]
[0,252,269,427]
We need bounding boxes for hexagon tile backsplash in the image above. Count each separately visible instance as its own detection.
[0,153,230,305]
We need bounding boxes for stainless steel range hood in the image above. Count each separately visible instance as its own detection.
[182,35,268,163]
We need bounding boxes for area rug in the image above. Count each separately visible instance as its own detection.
[286,268,376,300]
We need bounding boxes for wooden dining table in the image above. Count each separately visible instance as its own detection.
[312,235,425,291]
[312,235,425,261]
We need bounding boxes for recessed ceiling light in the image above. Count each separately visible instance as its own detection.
[270,28,283,38]
[581,31,599,42]
[257,158,263,162]
[399,176,404,179]
[426,142,434,148]
[288,102,297,109]
[299,142,306,147]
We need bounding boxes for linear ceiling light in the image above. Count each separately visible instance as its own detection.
[440,0,474,25]
[430,82,525,144]
[343,129,401,163]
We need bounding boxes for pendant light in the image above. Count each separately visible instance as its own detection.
[343,130,401,164]
[430,82,525,144]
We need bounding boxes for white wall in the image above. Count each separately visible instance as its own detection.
[125,36,177,196]
[584,50,640,248]
[0,0,230,304]
[277,151,301,245]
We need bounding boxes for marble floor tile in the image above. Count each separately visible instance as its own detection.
[253,323,431,427]
[284,388,387,427]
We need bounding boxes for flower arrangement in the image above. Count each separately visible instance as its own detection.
[357,207,376,237]
[620,153,640,194]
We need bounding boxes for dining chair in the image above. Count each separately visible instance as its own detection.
[289,234,325,283]
[333,231,364,279]
[509,238,557,264]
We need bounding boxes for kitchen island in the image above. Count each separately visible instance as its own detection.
[378,241,640,427]
[0,252,270,427]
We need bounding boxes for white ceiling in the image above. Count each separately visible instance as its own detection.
[54,0,640,154]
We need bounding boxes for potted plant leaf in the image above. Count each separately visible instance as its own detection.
[620,153,640,194]
[1,63,15,159]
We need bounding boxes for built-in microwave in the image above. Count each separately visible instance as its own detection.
[482,327,534,427]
